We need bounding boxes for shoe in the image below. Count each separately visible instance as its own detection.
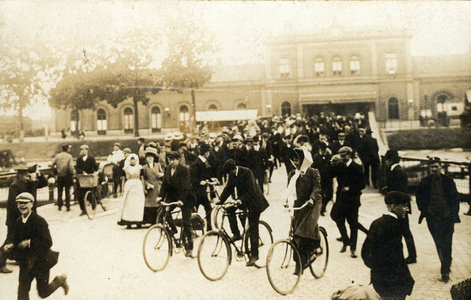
[246,256,259,267]
[340,244,348,253]
[464,211,471,216]
[58,274,69,295]
[58,207,62,211]
[79,211,86,216]
[336,237,343,242]
[350,250,357,258]
[441,273,450,283]
[321,211,325,216]
[113,193,117,198]
[230,235,242,242]
[184,248,193,258]
[0,266,12,273]
[405,257,417,264]
[66,207,70,212]
[126,225,132,229]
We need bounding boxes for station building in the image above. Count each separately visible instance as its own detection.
[53,26,471,136]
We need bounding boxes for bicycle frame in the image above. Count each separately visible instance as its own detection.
[157,202,185,252]
[216,203,250,261]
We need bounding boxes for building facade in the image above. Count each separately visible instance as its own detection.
[54,26,471,136]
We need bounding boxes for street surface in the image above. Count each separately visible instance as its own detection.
[1,167,470,300]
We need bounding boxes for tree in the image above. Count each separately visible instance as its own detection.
[0,40,60,141]
[159,16,219,133]
[50,27,162,137]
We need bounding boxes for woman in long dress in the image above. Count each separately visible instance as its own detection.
[141,147,164,225]
[117,153,145,229]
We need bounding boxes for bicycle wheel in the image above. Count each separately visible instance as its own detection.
[143,224,172,272]
[244,221,273,268]
[266,240,302,295]
[211,205,227,230]
[309,227,329,279]
[84,190,97,220]
[100,183,111,211]
[197,230,231,281]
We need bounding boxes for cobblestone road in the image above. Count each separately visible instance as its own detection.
[1,167,470,300]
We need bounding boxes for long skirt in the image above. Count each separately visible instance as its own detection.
[117,179,145,225]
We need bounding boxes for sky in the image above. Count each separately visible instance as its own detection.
[1,1,470,120]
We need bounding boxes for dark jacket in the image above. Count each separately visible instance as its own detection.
[361,214,414,297]
[159,163,194,207]
[331,160,366,207]
[357,136,380,163]
[76,155,98,174]
[8,211,53,273]
[219,166,269,214]
[247,147,269,178]
[416,173,460,224]
[386,164,411,213]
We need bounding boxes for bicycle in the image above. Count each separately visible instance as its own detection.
[102,163,123,199]
[76,173,109,220]
[266,202,329,295]
[197,200,273,281]
[143,201,192,272]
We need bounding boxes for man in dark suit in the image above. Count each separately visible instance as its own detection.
[75,144,99,216]
[1,192,68,299]
[1,166,47,273]
[159,151,195,257]
[361,191,415,299]
[330,146,366,258]
[247,135,269,193]
[311,141,333,216]
[357,128,380,188]
[383,150,417,264]
[191,144,214,231]
[219,159,270,266]
[416,157,460,283]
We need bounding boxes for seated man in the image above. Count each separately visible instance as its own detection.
[219,159,269,266]
[158,151,195,257]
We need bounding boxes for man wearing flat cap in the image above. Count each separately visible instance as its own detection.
[75,145,98,216]
[330,146,366,258]
[2,166,48,274]
[362,191,415,299]
[416,157,460,283]
[0,192,69,298]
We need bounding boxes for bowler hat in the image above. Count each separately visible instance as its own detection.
[16,192,34,203]
[385,150,399,160]
[200,143,211,153]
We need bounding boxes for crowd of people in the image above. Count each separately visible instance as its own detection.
[0,111,466,299]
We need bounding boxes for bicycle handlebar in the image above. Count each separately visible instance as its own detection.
[157,201,183,207]
[283,202,310,211]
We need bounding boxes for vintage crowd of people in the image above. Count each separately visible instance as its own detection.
[0,112,467,299]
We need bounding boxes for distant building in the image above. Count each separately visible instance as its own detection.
[53,26,471,136]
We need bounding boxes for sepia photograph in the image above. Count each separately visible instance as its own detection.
[1,1,471,299]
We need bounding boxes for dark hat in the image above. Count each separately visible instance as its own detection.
[62,144,71,151]
[366,128,373,134]
[245,136,253,143]
[200,143,211,153]
[428,156,441,164]
[222,159,236,174]
[138,137,145,142]
[114,142,121,148]
[338,146,353,155]
[319,141,328,150]
[385,150,399,160]
[16,192,34,203]
[167,151,180,160]
[253,135,260,143]
[123,148,132,154]
[15,166,30,174]
[384,191,410,205]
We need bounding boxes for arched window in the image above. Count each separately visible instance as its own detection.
[388,97,399,120]
[97,108,107,135]
[151,106,162,133]
[179,105,190,133]
[315,57,325,77]
[208,104,218,111]
[350,55,360,75]
[70,110,78,133]
[436,95,448,112]
[123,107,134,133]
[281,101,291,117]
[237,102,247,109]
[333,56,342,76]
